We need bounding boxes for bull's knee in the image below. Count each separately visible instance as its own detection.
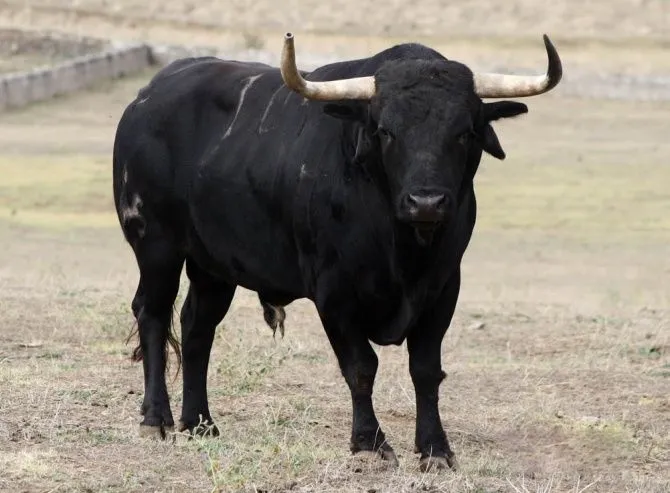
[409,362,446,390]
[343,357,378,396]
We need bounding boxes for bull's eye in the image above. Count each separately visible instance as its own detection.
[377,126,394,142]
[457,132,470,146]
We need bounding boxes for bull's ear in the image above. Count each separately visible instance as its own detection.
[323,102,367,122]
[479,101,528,160]
[482,101,528,121]
[480,125,506,160]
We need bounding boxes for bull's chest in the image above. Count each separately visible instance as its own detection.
[335,245,448,341]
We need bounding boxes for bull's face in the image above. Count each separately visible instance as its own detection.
[368,59,528,233]
[280,32,562,243]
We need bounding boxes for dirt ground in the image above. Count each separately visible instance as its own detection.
[0,2,669,492]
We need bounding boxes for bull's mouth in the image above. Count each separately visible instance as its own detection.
[411,221,439,247]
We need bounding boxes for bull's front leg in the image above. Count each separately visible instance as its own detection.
[317,307,398,467]
[407,270,461,472]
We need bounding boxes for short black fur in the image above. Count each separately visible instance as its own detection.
[113,41,538,465]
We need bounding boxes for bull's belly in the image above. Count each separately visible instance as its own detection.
[186,207,305,297]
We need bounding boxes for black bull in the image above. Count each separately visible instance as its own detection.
[112,33,562,470]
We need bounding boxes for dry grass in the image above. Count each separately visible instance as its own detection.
[1,40,669,493]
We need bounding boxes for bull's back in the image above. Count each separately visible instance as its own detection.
[113,57,281,217]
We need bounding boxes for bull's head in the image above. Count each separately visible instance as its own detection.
[280,33,562,243]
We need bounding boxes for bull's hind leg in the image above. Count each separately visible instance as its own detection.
[131,281,144,319]
[131,237,184,439]
[178,259,236,436]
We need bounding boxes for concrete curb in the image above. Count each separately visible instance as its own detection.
[0,42,152,112]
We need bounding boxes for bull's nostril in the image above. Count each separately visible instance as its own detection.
[406,194,419,208]
[408,193,446,211]
[433,194,446,210]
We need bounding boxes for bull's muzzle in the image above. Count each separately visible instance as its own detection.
[401,192,450,225]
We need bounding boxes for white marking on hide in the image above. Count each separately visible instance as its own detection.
[299,162,316,180]
[258,85,282,133]
[122,164,128,185]
[121,194,142,220]
[136,96,150,105]
[121,193,145,238]
[223,74,262,139]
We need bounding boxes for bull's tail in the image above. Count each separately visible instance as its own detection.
[125,306,182,379]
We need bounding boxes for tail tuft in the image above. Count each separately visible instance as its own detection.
[125,306,182,380]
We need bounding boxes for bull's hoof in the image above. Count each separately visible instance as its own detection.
[138,423,174,440]
[419,454,458,472]
[350,448,399,472]
[178,420,220,438]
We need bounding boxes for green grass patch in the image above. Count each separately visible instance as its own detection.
[475,158,670,238]
[2,113,670,240]
[214,335,294,397]
[0,155,116,229]
[186,398,336,491]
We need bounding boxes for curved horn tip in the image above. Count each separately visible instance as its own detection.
[541,34,563,91]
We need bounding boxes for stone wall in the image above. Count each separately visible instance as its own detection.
[0,42,152,111]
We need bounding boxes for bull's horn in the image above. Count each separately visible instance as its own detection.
[473,34,563,98]
[280,32,376,101]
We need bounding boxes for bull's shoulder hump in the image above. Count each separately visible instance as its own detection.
[305,43,446,81]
